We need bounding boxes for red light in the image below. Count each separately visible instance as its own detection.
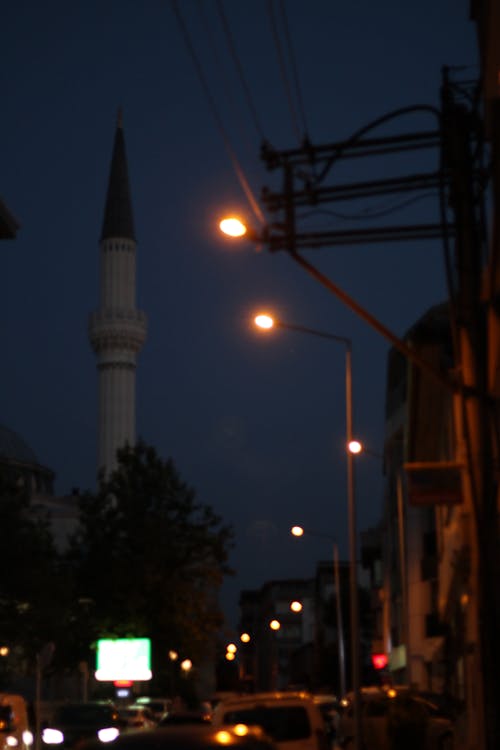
[371,653,388,670]
[114,680,133,687]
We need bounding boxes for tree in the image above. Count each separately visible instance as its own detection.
[0,467,68,681]
[66,441,234,688]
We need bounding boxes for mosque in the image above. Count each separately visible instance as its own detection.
[1,112,145,545]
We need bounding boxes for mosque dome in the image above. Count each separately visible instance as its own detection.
[0,424,54,497]
[0,424,39,465]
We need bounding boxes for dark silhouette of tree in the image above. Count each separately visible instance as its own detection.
[66,441,234,688]
[0,467,68,680]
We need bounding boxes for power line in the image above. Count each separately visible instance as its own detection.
[215,0,267,143]
[170,0,266,226]
[266,0,303,144]
[195,0,259,160]
[277,0,310,141]
[298,191,439,223]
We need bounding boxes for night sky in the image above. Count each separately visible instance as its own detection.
[2,1,478,629]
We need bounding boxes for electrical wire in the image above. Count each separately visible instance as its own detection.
[215,0,267,143]
[277,0,310,141]
[171,0,266,226]
[297,191,439,223]
[315,104,442,185]
[266,0,303,144]
[196,0,259,159]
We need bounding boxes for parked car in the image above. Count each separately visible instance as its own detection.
[79,725,278,750]
[212,691,329,750]
[117,705,156,731]
[41,701,123,749]
[0,693,33,750]
[335,686,455,750]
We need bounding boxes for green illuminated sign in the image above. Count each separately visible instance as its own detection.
[95,638,152,681]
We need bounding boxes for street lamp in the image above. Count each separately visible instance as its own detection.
[180,658,192,673]
[348,440,363,455]
[255,312,362,750]
[268,619,281,689]
[219,217,248,237]
[291,524,346,697]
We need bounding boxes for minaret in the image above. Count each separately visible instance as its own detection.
[89,110,147,478]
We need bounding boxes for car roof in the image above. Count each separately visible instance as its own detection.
[216,692,314,705]
[341,686,451,709]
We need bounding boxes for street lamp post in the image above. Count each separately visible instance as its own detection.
[269,619,281,690]
[255,314,362,750]
[291,525,346,697]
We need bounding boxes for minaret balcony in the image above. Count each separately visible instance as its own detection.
[89,309,147,354]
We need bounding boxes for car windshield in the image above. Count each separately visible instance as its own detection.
[55,705,116,725]
[222,706,311,741]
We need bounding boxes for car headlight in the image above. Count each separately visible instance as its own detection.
[97,728,120,743]
[42,728,64,744]
[23,731,34,747]
[6,736,18,747]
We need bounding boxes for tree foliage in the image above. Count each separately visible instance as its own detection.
[66,442,234,683]
[0,467,68,675]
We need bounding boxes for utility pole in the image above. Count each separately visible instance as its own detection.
[440,72,500,750]
[255,68,499,749]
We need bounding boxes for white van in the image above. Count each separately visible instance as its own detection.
[0,694,33,750]
[212,691,329,750]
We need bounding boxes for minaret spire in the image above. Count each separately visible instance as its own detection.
[89,113,147,478]
[101,108,135,242]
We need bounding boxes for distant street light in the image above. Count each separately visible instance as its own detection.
[180,659,192,673]
[240,633,251,643]
[269,619,281,631]
[254,311,361,750]
[348,440,363,455]
[290,600,303,613]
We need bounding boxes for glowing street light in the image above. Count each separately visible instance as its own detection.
[348,440,363,454]
[290,601,303,613]
[226,643,237,654]
[168,650,178,661]
[269,619,281,631]
[240,633,251,643]
[180,659,192,673]
[219,217,248,237]
[254,314,274,329]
